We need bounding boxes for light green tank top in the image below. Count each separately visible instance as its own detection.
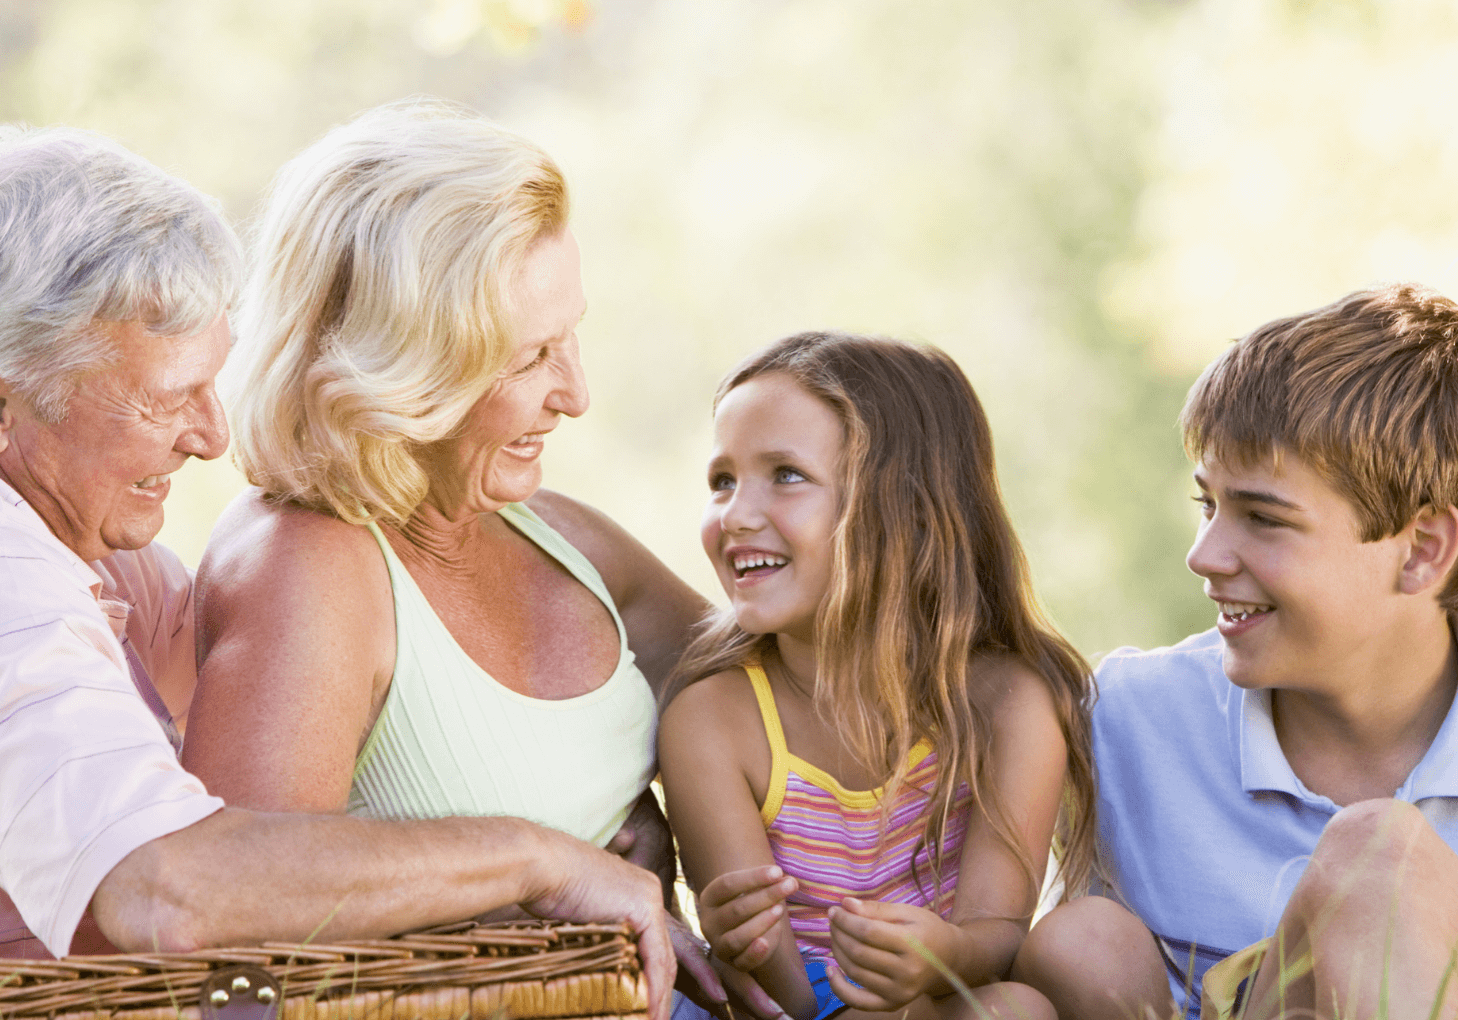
[349,502,657,848]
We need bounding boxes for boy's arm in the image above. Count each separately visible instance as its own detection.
[826,657,1068,1008]
[659,672,817,1020]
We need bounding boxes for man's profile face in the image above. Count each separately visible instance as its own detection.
[0,315,230,561]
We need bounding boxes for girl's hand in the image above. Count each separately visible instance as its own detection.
[697,865,798,971]
[825,897,964,1010]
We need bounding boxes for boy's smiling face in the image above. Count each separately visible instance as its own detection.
[1187,450,1415,693]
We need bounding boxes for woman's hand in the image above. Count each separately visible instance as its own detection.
[697,865,798,972]
[825,897,966,1011]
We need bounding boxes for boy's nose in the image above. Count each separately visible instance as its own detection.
[1185,518,1236,579]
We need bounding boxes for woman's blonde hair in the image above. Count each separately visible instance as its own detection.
[667,331,1098,903]
[230,98,568,524]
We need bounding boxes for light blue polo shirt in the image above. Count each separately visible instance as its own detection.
[1093,628,1458,1018]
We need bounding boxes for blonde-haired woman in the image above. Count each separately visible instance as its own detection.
[182,101,734,1018]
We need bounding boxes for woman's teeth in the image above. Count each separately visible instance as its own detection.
[1219,601,1273,621]
[734,553,788,577]
[132,475,166,490]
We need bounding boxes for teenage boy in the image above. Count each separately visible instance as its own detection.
[1012,285,1458,1020]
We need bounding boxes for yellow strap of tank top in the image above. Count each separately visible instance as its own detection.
[745,663,790,827]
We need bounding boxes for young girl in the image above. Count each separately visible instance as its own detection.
[658,332,1096,1020]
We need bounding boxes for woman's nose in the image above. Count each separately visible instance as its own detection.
[549,344,590,418]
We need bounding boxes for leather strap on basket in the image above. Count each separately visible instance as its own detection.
[200,965,282,1020]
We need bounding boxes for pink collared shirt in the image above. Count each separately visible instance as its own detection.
[0,477,223,958]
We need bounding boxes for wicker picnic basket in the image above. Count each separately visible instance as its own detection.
[0,921,647,1020]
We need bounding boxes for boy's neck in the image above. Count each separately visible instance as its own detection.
[1273,619,1458,806]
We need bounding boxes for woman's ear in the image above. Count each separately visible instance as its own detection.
[1399,504,1458,596]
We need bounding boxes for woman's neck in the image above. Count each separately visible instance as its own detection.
[389,500,503,575]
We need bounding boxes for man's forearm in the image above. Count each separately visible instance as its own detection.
[94,808,556,951]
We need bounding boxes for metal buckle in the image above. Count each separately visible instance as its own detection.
[199,965,282,1020]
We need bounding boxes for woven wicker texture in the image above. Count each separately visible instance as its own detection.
[0,921,647,1020]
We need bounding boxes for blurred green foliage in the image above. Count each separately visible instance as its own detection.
[3,0,1457,658]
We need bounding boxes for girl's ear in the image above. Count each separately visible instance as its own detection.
[1399,504,1458,596]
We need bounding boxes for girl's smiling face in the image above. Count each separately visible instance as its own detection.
[702,372,844,644]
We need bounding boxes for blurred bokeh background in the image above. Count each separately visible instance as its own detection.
[4,0,1457,658]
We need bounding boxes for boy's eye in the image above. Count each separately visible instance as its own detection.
[709,471,735,492]
[1191,494,1215,516]
[774,466,808,484]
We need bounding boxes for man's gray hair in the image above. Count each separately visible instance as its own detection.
[0,124,242,421]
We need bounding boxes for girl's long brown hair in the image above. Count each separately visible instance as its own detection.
[665,331,1097,903]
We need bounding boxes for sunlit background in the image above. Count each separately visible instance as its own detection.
[5,0,1458,657]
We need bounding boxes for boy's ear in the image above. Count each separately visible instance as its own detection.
[1398,504,1458,596]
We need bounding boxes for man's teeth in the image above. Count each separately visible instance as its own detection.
[1219,601,1273,621]
[734,553,788,574]
[132,475,166,490]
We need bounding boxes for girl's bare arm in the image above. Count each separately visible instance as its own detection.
[659,670,819,1020]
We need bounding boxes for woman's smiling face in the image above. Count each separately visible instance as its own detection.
[422,228,589,517]
[701,372,844,644]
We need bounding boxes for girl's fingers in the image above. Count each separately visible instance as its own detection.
[699,867,788,909]
[825,964,899,1012]
[715,902,784,962]
[728,934,774,971]
[827,926,906,978]
[826,905,906,953]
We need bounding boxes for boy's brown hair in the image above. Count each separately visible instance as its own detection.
[1181,283,1458,610]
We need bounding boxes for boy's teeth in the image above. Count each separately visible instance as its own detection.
[1219,601,1273,621]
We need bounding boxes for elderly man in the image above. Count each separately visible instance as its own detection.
[0,123,696,1020]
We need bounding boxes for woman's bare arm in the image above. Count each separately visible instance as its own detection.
[181,490,394,811]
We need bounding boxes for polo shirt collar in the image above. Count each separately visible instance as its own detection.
[1236,680,1458,803]
[0,474,107,599]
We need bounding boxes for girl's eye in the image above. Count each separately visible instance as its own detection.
[709,472,735,492]
[774,466,807,484]
[1248,511,1284,528]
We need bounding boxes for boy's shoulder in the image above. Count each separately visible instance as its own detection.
[1095,629,1227,700]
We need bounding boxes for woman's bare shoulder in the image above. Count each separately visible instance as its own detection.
[196,489,393,651]
[202,490,384,588]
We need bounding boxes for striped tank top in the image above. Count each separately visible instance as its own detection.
[748,663,972,960]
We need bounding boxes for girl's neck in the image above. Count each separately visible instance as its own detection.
[773,631,818,697]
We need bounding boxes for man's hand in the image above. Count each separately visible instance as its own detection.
[605,789,676,905]
[697,866,797,972]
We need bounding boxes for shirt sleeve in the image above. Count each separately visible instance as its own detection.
[0,545,223,958]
